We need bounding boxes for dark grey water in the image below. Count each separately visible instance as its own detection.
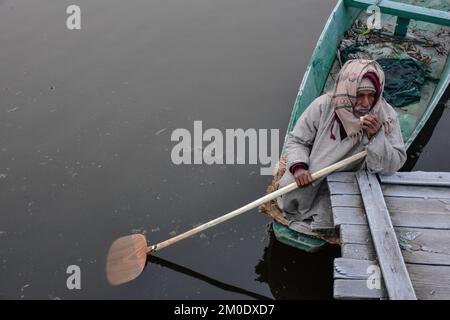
[0,0,448,300]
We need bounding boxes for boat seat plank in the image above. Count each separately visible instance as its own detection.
[344,0,450,26]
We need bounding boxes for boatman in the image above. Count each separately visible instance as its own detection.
[278,59,406,235]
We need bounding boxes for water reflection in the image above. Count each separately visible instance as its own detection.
[254,228,340,300]
[147,255,272,300]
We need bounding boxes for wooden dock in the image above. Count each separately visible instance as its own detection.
[327,171,450,300]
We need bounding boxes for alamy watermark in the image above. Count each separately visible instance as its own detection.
[366,5,381,30]
[66,265,81,290]
[366,264,381,290]
[170,121,280,176]
[66,5,81,30]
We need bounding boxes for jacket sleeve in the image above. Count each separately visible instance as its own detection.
[285,96,323,171]
[363,111,407,175]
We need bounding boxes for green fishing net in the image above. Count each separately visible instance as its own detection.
[377,58,428,108]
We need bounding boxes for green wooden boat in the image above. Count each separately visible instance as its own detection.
[273,0,450,252]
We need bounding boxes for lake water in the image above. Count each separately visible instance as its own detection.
[0,0,448,300]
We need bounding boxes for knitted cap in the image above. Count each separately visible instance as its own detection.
[357,77,376,92]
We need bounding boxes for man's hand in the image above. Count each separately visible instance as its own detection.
[361,114,381,139]
[293,168,313,187]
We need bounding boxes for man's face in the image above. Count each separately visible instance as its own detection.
[354,90,375,117]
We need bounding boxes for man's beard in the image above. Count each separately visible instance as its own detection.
[353,105,371,118]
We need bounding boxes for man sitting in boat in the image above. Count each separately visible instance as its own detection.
[278,59,406,235]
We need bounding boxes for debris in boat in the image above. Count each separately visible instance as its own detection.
[399,242,415,253]
[398,231,422,252]
[400,231,421,241]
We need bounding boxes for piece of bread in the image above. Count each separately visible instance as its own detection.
[360,115,369,124]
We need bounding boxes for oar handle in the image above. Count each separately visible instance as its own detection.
[149,150,367,252]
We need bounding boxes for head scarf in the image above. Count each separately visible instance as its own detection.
[331,59,394,144]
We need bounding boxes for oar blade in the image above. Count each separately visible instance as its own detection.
[106,234,149,286]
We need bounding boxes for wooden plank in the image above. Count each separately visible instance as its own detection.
[407,265,450,300]
[333,194,450,213]
[332,207,367,227]
[342,243,377,260]
[333,207,450,229]
[331,194,363,208]
[334,279,386,299]
[340,224,372,244]
[334,258,450,299]
[327,172,356,183]
[344,0,450,26]
[379,172,450,187]
[382,184,450,200]
[331,194,450,228]
[389,213,450,230]
[356,171,417,300]
[328,181,360,195]
[341,224,450,246]
[384,197,450,214]
[341,227,450,266]
[341,225,450,264]
[335,258,380,280]
[330,180,450,199]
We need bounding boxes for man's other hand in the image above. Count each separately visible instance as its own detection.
[362,114,381,139]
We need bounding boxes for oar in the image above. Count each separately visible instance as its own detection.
[106,150,367,285]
